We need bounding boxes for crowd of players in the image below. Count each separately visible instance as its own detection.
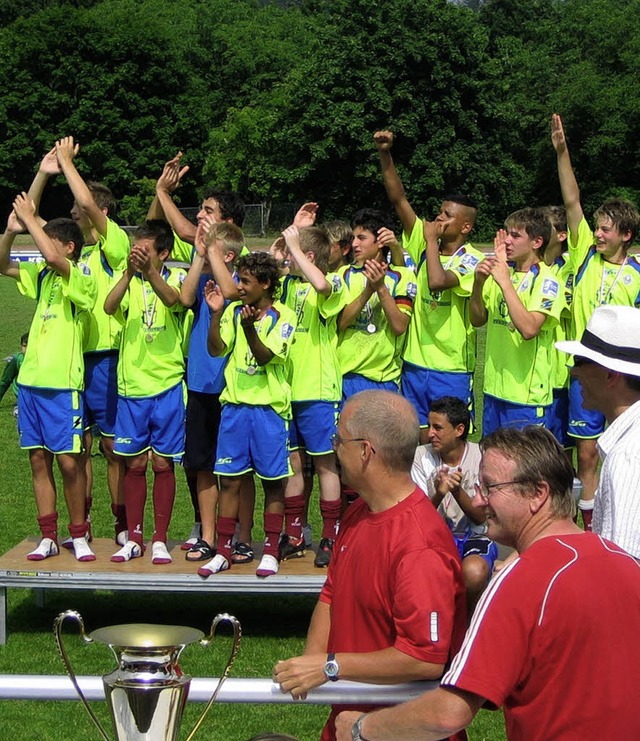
[1,113,639,587]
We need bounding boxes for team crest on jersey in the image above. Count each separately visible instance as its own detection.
[78,262,91,276]
[281,322,294,339]
[540,299,553,311]
[542,279,559,297]
[331,275,342,292]
[407,281,417,299]
[459,254,480,274]
[623,274,632,285]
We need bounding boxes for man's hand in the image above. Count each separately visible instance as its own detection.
[373,130,394,152]
[273,655,327,700]
[204,281,225,313]
[336,711,364,741]
[6,210,24,234]
[282,224,302,252]
[550,113,567,155]
[423,219,444,246]
[376,227,399,252]
[12,192,36,224]
[55,136,78,167]
[40,144,76,176]
[293,202,319,229]
[364,258,387,292]
[156,151,189,194]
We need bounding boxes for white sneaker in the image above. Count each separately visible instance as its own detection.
[27,538,59,561]
[116,530,129,547]
[197,554,230,578]
[111,540,142,563]
[151,541,172,565]
[61,530,90,551]
[180,523,201,551]
[73,537,96,562]
[256,554,279,577]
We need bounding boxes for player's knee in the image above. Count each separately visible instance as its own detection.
[463,555,490,593]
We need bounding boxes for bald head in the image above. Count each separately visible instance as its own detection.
[342,391,419,471]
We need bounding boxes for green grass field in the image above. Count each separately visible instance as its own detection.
[0,277,503,740]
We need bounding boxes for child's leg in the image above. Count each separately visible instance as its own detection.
[575,438,599,530]
[57,452,95,562]
[196,470,218,548]
[214,476,242,559]
[283,449,305,541]
[123,453,149,547]
[151,453,176,544]
[101,435,126,541]
[27,448,60,559]
[237,474,255,544]
[181,467,202,548]
[262,478,285,557]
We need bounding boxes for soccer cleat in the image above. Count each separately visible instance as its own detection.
[73,537,96,562]
[181,522,202,551]
[198,554,230,578]
[27,538,59,561]
[151,541,172,565]
[302,524,313,549]
[279,534,306,560]
[256,554,279,577]
[314,537,335,568]
[110,540,142,563]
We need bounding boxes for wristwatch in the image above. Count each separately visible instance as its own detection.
[323,652,340,681]
[352,713,370,741]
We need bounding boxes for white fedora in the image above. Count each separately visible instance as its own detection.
[556,305,640,377]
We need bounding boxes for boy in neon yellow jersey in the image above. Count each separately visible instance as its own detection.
[105,220,187,566]
[55,136,130,547]
[279,222,348,568]
[201,252,296,578]
[0,194,97,562]
[551,113,640,528]
[337,208,416,397]
[374,130,482,443]
[471,208,564,435]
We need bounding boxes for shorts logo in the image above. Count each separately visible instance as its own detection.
[542,279,559,297]
[216,456,233,465]
[115,437,132,444]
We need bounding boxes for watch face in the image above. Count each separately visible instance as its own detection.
[324,659,339,677]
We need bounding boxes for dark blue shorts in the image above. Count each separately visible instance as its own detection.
[18,386,84,454]
[290,400,340,455]
[214,404,292,480]
[114,383,185,458]
[568,376,605,439]
[454,533,499,570]
[548,387,573,448]
[342,373,399,402]
[83,352,118,436]
[482,395,549,437]
[401,362,474,427]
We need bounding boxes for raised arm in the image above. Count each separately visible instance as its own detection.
[0,211,23,278]
[377,226,405,268]
[12,193,70,277]
[282,225,331,295]
[374,130,418,236]
[240,307,274,366]
[550,114,583,236]
[470,259,492,328]
[55,137,108,237]
[337,282,374,332]
[364,260,409,336]
[198,217,240,300]
[104,258,135,315]
[132,245,181,308]
[204,282,227,356]
[27,146,73,226]
[154,153,196,243]
[424,220,461,291]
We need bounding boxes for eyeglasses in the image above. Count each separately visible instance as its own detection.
[330,434,372,452]
[474,480,534,499]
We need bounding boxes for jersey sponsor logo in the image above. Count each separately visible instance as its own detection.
[540,299,553,311]
[281,322,294,339]
[407,281,417,299]
[542,278,559,297]
[459,254,480,273]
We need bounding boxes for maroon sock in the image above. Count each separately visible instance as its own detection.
[216,516,236,560]
[124,466,147,546]
[68,521,88,539]
[37,512,58,543]
[151,466,175,543]
[263,512,284,558]
[284,494,305,539]
[581,507,593,532]
[111,503,128,536]
[320,499,342,540]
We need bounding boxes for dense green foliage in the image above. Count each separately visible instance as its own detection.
[1,0,639,236]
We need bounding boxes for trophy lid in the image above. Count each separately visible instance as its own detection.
[89,623,204,648]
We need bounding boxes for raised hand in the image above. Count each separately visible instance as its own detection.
[204,281,225,313]
[373,130,394,152]
[423,219,444,245]
[282,224,301,252]
[156,151,189,193]
[240,305,259,326]
[376,226,399,251]
[6,210,24,234]
[363,258,387,291]
[293,202,318,229]
[12,192,36,223]
[55,136,78,166]
[550,114,567,155]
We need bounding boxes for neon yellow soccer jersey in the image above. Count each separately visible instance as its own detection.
[482,262,564,406]
[402,218,482,373]
[79,218,130,353]
[569,217,640,342]
[280,272,347,402]
[219,300,297,418]
[17,260,97,390]
[549,254,574,390]
[117,266,187,397]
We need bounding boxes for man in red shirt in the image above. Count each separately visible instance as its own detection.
[336,426,640,741]
[274,390,466,741]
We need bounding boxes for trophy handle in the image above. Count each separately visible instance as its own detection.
[53,610,112,741]
[184,612,242,741]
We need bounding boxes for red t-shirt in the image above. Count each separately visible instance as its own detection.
[443,532,640,740]
[320,487,467,741]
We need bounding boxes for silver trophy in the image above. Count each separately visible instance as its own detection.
[54,610,241,741]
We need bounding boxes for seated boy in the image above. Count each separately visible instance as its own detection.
[411,396,497,617]
[470,208,564,435]
[105,220,187,565]
[0,194,97,561]
[199,252,296,578]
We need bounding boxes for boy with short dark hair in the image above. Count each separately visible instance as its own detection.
[0,194,97,562]
[470,207,564,435]
[104,219,187,565]
[200,252,297,578]
[0,332,28,417]
[551,113,640,528]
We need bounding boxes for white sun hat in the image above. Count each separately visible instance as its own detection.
[556,305,640,377]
